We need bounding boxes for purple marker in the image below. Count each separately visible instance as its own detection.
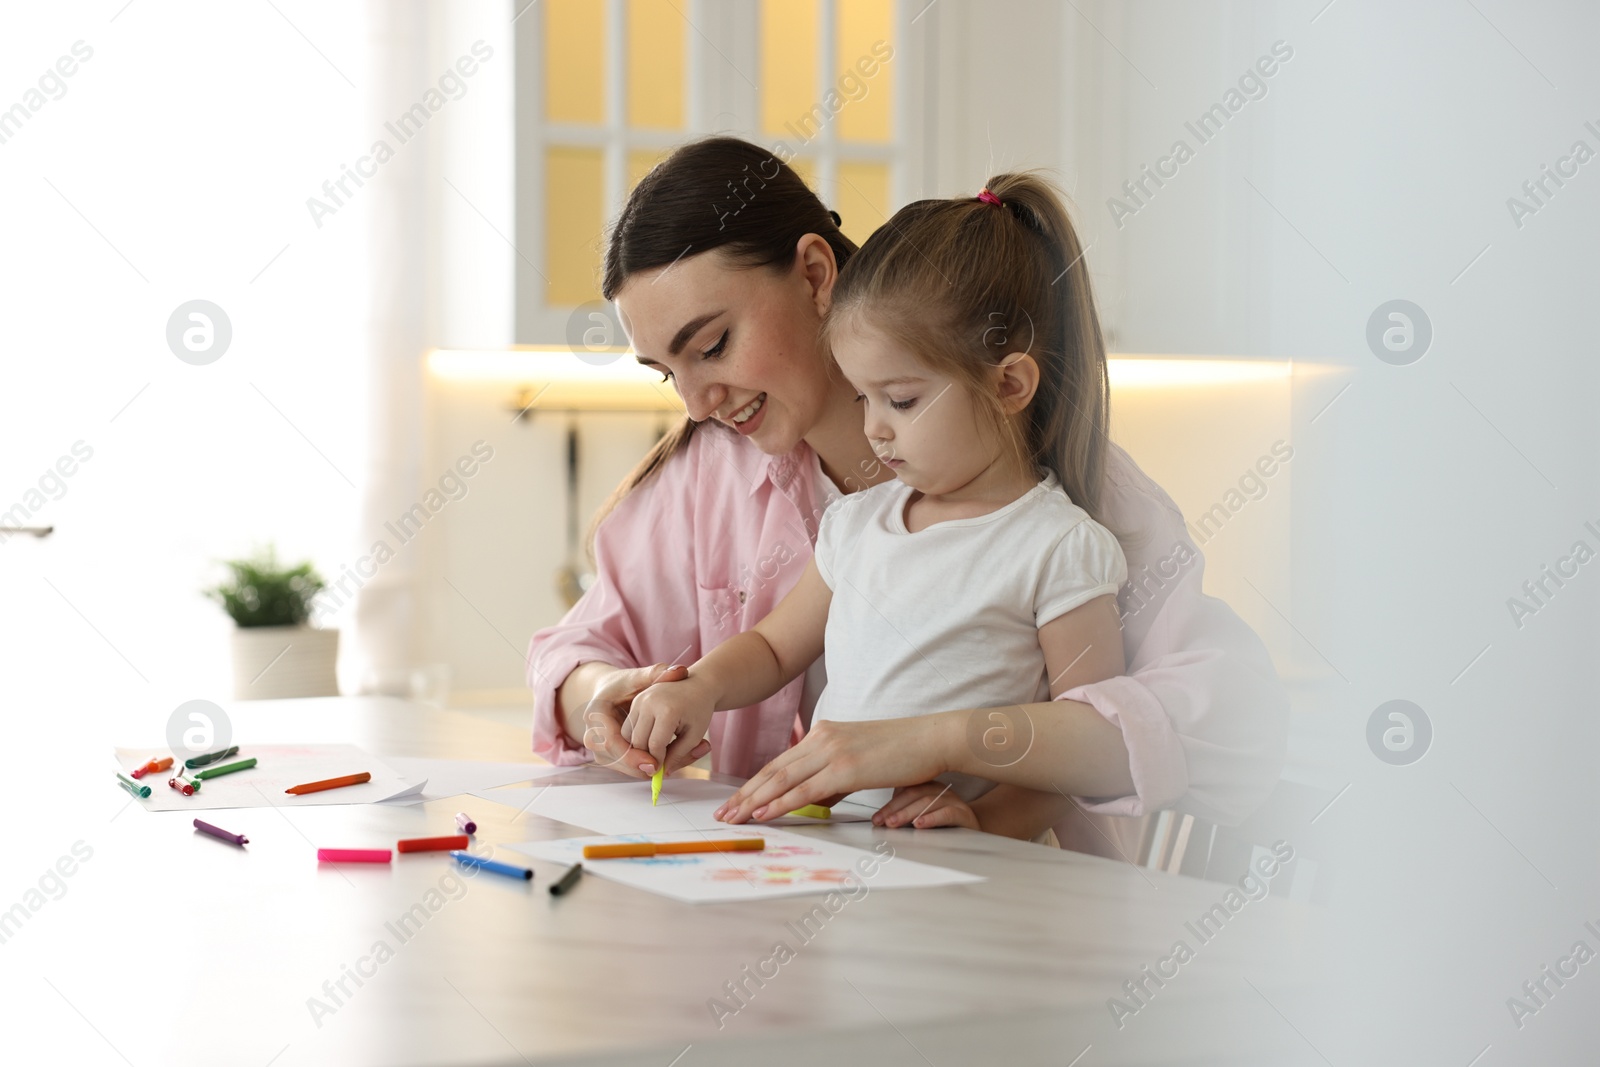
[194,819,248,846]
[455,812,477,835]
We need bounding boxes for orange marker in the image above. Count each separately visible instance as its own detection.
[582,838,764,860]
[396,834,470,854]
[285,772,371,796]
[131,757,173,780]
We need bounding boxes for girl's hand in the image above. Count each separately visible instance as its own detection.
[580,664,710,777]
[621,674,718,773]
[872,782,979,830]
[715,716,950,824]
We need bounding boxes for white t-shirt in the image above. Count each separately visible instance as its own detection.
[811,472,1128,809]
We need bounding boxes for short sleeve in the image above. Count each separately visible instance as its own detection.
[811,496,848,590]
[1034,516,1128,627]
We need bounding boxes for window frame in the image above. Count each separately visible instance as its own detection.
[514,0,934,344]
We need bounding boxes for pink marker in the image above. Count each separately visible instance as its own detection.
[316,848,391,864]
[455,812,476,834]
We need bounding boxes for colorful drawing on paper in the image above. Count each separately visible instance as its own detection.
[752,842,823,858]
[507,827,986,904]
[623,855,702,868]
[707,864,852,886]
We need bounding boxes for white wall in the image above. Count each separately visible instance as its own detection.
[0,2,369,718]
[1087,2,1599,1061]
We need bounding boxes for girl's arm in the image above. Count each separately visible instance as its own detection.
[717,595,1134,824]
[627,559,832,770]
[701,558,833,710]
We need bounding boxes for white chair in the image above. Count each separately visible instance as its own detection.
[1133,779,1333,904]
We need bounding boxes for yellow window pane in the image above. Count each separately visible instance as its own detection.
[835,160,889,247]
[546,147,605,305]
[627,0,685,129]
[836,0,893,142]
[761,0,819,138]
[545,0,605,124]
[628,147,669,192]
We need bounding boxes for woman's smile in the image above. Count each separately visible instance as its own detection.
[725,392,768,435]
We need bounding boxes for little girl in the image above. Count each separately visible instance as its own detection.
[622,174,1129,842]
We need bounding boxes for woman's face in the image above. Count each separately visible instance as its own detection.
[615,238,838,456]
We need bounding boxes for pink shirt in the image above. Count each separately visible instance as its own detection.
[528,423,1287,828]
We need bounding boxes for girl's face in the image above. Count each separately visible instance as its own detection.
[615,240,838,456]
[830,317,1010,499]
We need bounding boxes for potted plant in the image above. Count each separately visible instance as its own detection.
[207,546,339,700]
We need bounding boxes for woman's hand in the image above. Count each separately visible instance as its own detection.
[872,782,979,830]
[579,663,710,777]
[714,716,951,823]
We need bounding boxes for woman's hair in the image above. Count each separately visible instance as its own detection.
[589,136,856,548]
[822,172,1127,537]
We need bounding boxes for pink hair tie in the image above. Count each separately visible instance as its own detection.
[976,189,1002,207]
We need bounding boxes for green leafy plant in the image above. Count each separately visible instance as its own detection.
[206,547,327,628]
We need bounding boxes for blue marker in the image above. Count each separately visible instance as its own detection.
[450,851,533,881]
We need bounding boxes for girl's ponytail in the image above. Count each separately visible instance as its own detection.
[980,173,1112,522]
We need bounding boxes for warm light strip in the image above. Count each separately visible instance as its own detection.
[428,349,1297,389]
[1108,357,1294,388]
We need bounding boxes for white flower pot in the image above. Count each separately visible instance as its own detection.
[231,625,340,700]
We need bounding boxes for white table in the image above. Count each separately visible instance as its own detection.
[1,698,1324,1066]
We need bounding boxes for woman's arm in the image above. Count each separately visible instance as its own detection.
[528,434,704,775]
[1068,444,1287,824]
[556,661,617,747]
[941,592,1124,842]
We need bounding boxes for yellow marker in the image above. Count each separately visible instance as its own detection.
[651,765,663,806]
[787,804,831,819]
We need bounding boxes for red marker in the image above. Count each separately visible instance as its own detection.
[168,776,199,796]
[132,757,173,780]
[396,834,470,854]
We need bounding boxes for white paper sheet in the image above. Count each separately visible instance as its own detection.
[114,744,423,812]
[474,778,878,834]
[507,826,983,903]
[383,757,568,802]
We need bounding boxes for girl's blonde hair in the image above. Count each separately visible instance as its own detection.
[822,172,1128,537]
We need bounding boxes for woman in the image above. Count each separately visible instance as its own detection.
[528,136,1286,854]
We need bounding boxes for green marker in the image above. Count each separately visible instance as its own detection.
[193,757,258,781]
[651,765,663,806]
[117,773,151,799]
[185,745,239,769]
